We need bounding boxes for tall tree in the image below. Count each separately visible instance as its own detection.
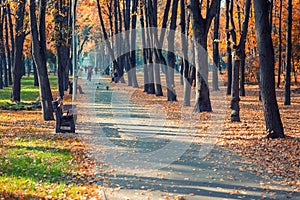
[130,0,139,88]
[124,0,132,85]
[189,0,220,112]
[0,0,3,90]
[230,0,251,122]
[29,0,54,120]
[54,1,71,98]
[181,0,192,106]
[96,0,120,82]
[212,0,221,91]
[4,6,11,87]
[139,0,149,92]
[144,0,155,94]
[166,0,179,101]
[11,0,26,102]
[277,0,283,88]
[7,2,14,85]
[0,0,7,88]
[6,3,15,85]
[147,0,163,96]
[254,0,284,138]
[225,0,232,95]
[284,0,292,105]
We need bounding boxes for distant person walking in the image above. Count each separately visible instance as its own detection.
[87,66,93,81]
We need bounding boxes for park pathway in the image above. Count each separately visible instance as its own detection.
[75,73,299,200]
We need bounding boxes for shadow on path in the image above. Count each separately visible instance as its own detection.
[75,75,299,200]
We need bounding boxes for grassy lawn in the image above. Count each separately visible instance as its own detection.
[0,130,98,199]
[0,76,58,105]
[1,136,71,198]
[0,111,99,199]
[0,77,100,199]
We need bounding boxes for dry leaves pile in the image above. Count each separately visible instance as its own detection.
[221,86,300,191]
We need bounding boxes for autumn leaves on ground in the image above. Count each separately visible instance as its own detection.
[0,99,101,199]
[0,75,299,199]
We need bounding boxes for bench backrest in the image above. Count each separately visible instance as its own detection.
[52,99,63,117]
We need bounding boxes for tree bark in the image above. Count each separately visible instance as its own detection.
[254,0,284,138]
[7,3,14,85]
[230,0,251,122]
[130,0,139,88]
[96,0,120,81]
[148,0,163,96]
[29,0,54,120]
[2,6,8,87]
[284,0,292,105]
[166,0,179,102]
[212,0,221,91]
[11,0,26,102]
[55,1,70,98]
[144,3,155,94]
[277,0,282,88]
[139,0,149,92]
[189,0,219,112]
[4,9,12,86]
[225,0,232,95]
[0,6,8,87]
[230,0,240,122]
[181,0,191,106]
[0,2,3,90]
[124,0,132,85]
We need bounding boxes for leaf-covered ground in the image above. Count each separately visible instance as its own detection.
[0,79,299,199]
[0,93,102,199]
[220,85,300,191]
[76,75,299,199]
[130,83,300,192]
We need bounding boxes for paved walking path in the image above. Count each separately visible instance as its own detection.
[75,74,299,200]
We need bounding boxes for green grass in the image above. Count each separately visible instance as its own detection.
[0,76,58,105]
[0,135,83,198]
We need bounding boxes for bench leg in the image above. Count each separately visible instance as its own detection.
[70,118,75,133]
[56,118,61,133]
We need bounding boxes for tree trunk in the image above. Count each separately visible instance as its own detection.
[4,10,11,87]
[11,0,26,102]
[254,0,284,138]
[96,0,120,81]
[230,0,251,122]
[277,0,282,88]
[130,0,139,88]
[284,0,292,105]
[139,0,149,92]
[144,5,155,94]
[55,1,70,98]
[7,3,14,85]
[181,0,191,106]
[117,0,125,83]
[29,0,54,121]
[33,59,39,86]
[189,0,219,112]
[166,0,179,102]
[148,0,163,96]
[212,0,221,91]
[225,0,232,95]
[0,4,2,90]
[0,7,8,87]
[124,0,132,85]
[229,0,240,121]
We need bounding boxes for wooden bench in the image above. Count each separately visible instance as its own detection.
[52,98,76,133]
